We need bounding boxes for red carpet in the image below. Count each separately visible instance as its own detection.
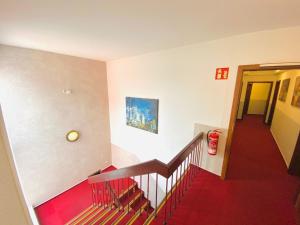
[153,115,300,225]
[35,166,116,225]
[36,116,300,225]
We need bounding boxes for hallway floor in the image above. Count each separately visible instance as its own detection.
[160,115,300,225]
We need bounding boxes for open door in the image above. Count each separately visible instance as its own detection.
[242,82,253,118]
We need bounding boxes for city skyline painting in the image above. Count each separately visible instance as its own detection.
[126,97,159,133]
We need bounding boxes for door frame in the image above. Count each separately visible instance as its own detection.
[241,82,253,119]
[221,64,300,179]
[267,80,281,125]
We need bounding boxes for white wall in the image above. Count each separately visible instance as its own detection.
[107,26,300,180]
[271,70,300,166]
[0,45,111,206]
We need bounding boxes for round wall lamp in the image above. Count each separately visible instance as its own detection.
[66,130,80,142]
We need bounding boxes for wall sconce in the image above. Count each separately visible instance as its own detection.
[66,130,80,142]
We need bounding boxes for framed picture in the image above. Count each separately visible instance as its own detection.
[291,77,300,108]
[278,78,290,102]
[126,97,159,133]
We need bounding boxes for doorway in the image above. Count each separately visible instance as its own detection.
[221,64,300,179]
[241,82,273,123]
[267,80,281,125]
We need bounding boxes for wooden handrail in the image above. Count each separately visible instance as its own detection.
[88,132,203,184]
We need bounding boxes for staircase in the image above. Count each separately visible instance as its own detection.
[65,132,204,225]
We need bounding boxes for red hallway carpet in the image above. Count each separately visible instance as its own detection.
[156,115,300,225]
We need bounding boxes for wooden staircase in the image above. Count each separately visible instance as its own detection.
[65,181,154,225]
[66,132,204,225]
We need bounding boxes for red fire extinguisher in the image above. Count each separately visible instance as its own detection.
[207,129,222,155]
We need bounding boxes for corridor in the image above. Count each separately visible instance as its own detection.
[165,115,300,225]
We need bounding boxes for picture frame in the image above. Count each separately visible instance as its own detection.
[126,97,159,133]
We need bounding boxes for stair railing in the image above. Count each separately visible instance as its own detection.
[88,132,204,224]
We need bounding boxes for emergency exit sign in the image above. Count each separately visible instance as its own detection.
[215,67,229,80]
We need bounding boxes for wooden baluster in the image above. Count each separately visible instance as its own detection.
[111,180,118,208]
[91,184,94,206]
[127,177,130,213]
[99,182,105,208]
[191,149,197,179]
[140,175,142,215]
[186,157,189,191]
[103,183,106,208]
[164,178,169,225]
[179,164,183,202]
[117,179,120,197]
[133,176,135,192]
[93,184,97,206]
[174,168,178,209]
[200,139,204,168]
[188,153,192,187]
[191,149,194,176]
[195,145,198,170]
[122,178,125,211]
[95,184,99,207]
[110,182,112,209]
[147,173,150,216]
[111,180,114,209]
[191,150,195,180]
[105,182,108,208]
[195,141,200,169]
[186,154,191,187]
[118,179,121,211]
[111,182,114,209]
[169,173,173,216]
[197,140,203,173]
[98,184,101,207]
[193,145,197,167]
[183,158,187,192]
[108,182,112,209]
[195,143,200,172]
[155,173,158,218]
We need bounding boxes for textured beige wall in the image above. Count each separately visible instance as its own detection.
[0,44,111,206]
[0,108,32,225]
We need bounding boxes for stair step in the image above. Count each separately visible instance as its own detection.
[82,207,110,225]
[66,206,101,225]
[118,182,138,203]
[108,191,145,225]
[66,173,163,225]
[64,205,94,225]
[125,200,151,225]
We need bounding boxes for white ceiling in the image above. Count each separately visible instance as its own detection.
[1,0,300,61]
